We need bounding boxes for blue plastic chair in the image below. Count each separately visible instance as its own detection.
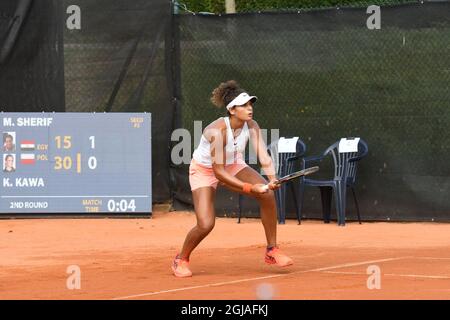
[299,139,368,226]
[238,138,306,224]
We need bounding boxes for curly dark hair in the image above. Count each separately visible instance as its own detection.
[210,80,245,111]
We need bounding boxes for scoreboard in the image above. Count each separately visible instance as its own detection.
[1,113,152,215]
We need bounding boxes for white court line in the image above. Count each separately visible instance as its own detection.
[412,257,450,260]
[321,271,365,276]
[112,257,408,300]
[305,257,412,273]
[384,273,450,280]
[321,270,450,280]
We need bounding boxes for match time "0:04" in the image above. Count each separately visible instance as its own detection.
[53,135,97,173]
[107,199,136,212]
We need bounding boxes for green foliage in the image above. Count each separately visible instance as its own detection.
[178,0,418,13]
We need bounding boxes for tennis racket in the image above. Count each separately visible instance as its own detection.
[262,166,319,191]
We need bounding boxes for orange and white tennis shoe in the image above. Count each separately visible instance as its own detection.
[265,247,294,267]
[171,254,192,278]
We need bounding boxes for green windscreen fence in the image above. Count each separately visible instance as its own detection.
[171,2,450,221]
[1,1,449,220]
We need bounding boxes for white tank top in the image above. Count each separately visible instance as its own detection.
[192,117,249,167]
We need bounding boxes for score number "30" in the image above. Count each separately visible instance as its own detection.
[54,136,97,172]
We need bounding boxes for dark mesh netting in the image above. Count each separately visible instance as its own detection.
[61,0,175,201]
[172,2,450,221]
[1,1,449,220]
[0,0,175,202]
[0,0,65,111]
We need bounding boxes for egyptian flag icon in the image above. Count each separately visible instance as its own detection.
[21,140,35,151]
[21,154,36,165]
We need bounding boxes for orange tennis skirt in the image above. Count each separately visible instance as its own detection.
[189,157,249,191]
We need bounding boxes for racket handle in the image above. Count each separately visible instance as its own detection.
[262,185,269,192]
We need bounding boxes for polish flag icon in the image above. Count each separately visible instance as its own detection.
[21,153,35,165]
[20,140,35,151]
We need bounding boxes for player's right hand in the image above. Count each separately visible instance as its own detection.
[268,181,281,190]
[251,183,270,194]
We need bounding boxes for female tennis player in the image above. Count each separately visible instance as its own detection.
[172,80,294,277]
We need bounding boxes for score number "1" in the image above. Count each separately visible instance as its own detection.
[54,136,97,173]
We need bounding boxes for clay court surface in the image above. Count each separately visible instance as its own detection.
[1,208,449,300]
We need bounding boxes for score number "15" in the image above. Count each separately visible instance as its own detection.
[54,136,97,173]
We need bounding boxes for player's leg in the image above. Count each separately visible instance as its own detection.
[224,166,293,266]
[179,186,216,260]
[232,167,277,246]
[172,186,216,277]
